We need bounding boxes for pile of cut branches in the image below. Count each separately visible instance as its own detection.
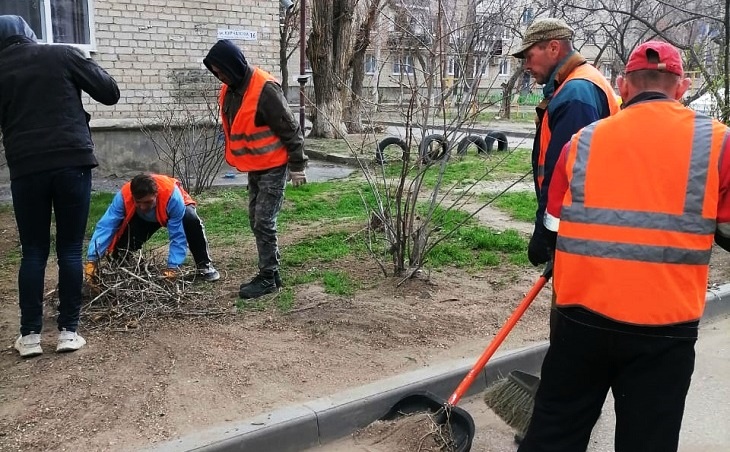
[81,250,228,330]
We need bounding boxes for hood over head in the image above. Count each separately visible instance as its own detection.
[203,39,248,88]
[0,15,37,51]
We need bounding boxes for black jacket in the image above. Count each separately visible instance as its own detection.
[203,40,307,172]
[0,17,120,180]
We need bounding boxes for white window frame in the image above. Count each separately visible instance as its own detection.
[602,64,612,79]
[2,0,97,53]
[499,57,511,76]
[447,56,456,76]
[473,58,488,78]
[364,54,376,75]
[393,54,415,75]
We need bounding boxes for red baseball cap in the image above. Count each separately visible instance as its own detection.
[625,41,684,76]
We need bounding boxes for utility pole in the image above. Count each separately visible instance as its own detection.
[297,0,309,132]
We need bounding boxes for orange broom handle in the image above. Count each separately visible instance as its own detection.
[447,263,552,407]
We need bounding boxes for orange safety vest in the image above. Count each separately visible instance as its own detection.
[108,174,195,251]
[220,67,289,172]
[554,101,728,325]
[537,63,620,190]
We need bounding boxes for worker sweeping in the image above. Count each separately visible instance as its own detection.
[518,41,730,452]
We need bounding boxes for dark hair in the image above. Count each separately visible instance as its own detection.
[625,48,680,90]
[625,69,680,91]
[130,174,158,199]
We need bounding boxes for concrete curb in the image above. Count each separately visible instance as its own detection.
[152,284,730,452]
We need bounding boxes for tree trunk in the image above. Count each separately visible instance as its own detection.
[308,0,355,138]
[345,0,382,134]
[500,67,524,119]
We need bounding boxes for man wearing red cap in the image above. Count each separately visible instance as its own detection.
[518,41,730,452]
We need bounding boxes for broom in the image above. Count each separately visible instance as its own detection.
[482,261,552,440]
[483,370,541,438]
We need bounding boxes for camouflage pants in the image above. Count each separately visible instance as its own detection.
[247,164,287,274]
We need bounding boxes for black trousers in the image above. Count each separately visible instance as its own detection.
[113,205,212,266]
[518,308,697,452]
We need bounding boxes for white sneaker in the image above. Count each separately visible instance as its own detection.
[56,329,86,353]
[14,333,43,358]
[197,263,221,282]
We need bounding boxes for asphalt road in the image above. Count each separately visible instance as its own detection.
[315,314,730,452]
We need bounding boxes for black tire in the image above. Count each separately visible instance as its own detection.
[456,135,489,156]
[375,137,408,164]
[419,134,449,163]
[484,131,508,152]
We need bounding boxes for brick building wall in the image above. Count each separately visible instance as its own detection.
[86,0,282,123]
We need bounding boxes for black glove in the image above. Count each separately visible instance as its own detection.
[528,224,556,266]
[715,231,730,252]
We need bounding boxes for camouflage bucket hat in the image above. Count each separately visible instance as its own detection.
[511,18,574,59]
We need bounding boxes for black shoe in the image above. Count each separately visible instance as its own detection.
[274,270,282,288]
[239,274,278,299]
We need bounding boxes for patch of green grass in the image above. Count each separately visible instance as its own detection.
[428,227,528,270]
[280,181,372,224]
[88,192,116,235]
[488,191,537,223]
[322,270,357,296]
[380,149,531,189]
[488,148,532,175]
[282,231,363,267]
[0,245,21,269]
[428,242,474,267]
[276,288,295,312]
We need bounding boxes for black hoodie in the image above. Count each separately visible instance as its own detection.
[0,15,120,180]
[204,40,306,172]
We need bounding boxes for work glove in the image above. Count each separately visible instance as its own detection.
[528,223,556,266]
[288,170,307,187]
[84,261,98,280]
[84,261,100,294]
[162,268,179,280]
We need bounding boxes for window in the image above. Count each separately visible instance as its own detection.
[473,59,488,77]
[0,0,94,47]
[447,56,456,76]
[521,7,534,25]
[602,64,612,79]
[393,54,415,75]
[364,54,376,75]
[499,58,511,76]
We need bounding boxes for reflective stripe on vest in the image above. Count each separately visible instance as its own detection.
[554,102,727,325]
[537,64,620,190]
[220,68,288,170]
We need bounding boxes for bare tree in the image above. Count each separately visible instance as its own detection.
[307,0,357,138]
[279,1,301,97]
[562,0,728,121]
[140,70,225,195]
[345,0,385,133]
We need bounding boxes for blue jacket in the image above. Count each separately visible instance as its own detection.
[88,187,188,268]
[533,53,612,228]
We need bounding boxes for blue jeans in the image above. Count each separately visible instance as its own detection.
[11,167,92,335]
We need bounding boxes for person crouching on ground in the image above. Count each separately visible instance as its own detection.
[203,39,308,299]
[85,173,219,283]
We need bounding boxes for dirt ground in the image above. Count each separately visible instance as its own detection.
[2,195,730,452]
